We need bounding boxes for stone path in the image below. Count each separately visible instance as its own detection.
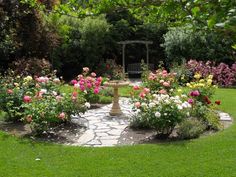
[70,98,133,147]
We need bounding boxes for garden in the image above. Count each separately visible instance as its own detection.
[0,0,236,176]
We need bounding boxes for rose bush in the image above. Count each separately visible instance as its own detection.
[70,67,103,103]
[142,69,178,95]
[131,86,191,138]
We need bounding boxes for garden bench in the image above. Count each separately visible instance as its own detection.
[127,63,154,74]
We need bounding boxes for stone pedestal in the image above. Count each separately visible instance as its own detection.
[104,81,130,116]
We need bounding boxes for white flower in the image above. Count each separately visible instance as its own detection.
[164,113,168,116]
[186,112,190,117]
[85,102,91,108]
[52,91,57,96]
[141,103,147,108]
[182,102,191,108]
[40,89,47,94]
[177,105,183,110]
[149,102,156,108]
[181,94,187,98]
[53,78,60,83]
[155,111,161,118]
[74,83,80,88]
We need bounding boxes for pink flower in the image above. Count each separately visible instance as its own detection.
[134,102,141,108]
[37,76,49,83]
[190,90,200,97]
[58,112,66,120]
[7,89,13,94]
[71,79,78,85]
[80,85,85,91]
[23,95,32,103]
[188,98,194,104]
[159,89,167,94]
[133,85,140,90]
[97,77,103,82]
[77,74,83,80]
[87,82,92,88]
[143,88,150,94]
[95,81,101,87]
[91,72,96,77]
[139,92,146,98]
[163,82,170,87]
[56,95,63,101]
[94,87,99,94]
[83,67,89,73]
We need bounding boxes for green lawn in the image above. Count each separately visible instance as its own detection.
[0,88,236,177]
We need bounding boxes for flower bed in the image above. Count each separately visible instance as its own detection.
[131,69,222,139]
[0,68,103,135]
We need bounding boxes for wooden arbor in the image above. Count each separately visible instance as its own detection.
[117,40,153,74]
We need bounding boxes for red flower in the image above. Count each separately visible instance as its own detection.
[204,96,211,104]
[215,100,221,105]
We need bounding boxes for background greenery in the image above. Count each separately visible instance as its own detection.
[1,0,235,79]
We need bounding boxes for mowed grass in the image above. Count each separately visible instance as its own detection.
[0,88,236,177]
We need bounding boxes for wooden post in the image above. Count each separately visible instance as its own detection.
[122,44,126,74]
[146,43,149,66]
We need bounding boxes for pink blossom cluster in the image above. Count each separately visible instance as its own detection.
[187,60,236,86]
[71,68,102,95]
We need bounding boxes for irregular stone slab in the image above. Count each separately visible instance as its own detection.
[219,112,232,121]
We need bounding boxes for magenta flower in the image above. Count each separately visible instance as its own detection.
[94,87,99,94]
[190,90,200,97]
[71,79,78,85]
[188,98,194,104]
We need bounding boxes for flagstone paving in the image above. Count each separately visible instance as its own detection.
[70,98,133,147]
[68,97,233,147]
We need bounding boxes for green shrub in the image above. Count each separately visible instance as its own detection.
[51,14,111,79]
[177,118,206,139]
[99,96,112,104]
[162,27,235,65]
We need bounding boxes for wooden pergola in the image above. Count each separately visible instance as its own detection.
[117,40,153,73]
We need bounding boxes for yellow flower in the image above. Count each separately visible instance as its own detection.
[177,89,182,92]
[23,76,33,82]
[198,83,205,87]
[208,75,213,79]
[194,73,201,79]
[199,79,204,83]
[207,79,212,85]
[186,83,191,87]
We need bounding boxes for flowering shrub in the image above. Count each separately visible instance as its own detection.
[186,73,216,105]
[0,70,36,121]
[131,87,191,138]
[142,69,178,95]
[22,89,87,134]
[186,60,236,86]
[186,73,221,129]
[70,67,103,103]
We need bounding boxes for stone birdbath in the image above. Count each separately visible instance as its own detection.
[104,80,130,116]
